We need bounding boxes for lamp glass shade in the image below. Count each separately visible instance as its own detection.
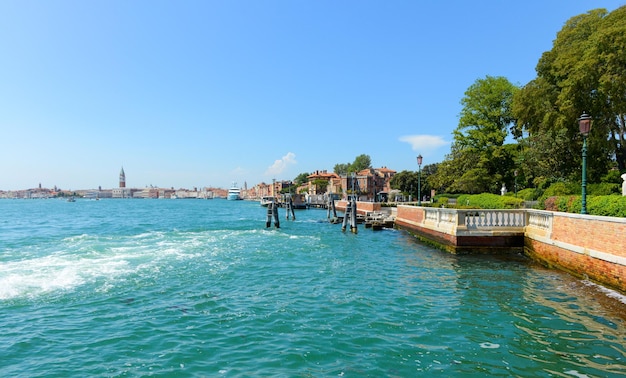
[578,113,592,135]
[417,155,423,166]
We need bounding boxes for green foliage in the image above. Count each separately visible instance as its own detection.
[538,182,578,207]
[429,76,519,194]
[334,154,372,175]
[601,170,623,184]
[543,195,626,217]
[513,6,626,181]
[352,154,372,172]
[456,193,523,209]
[516,188,541,201]
[589,182,620,195]
[293,172,310,186]
[312,178,329,193]
[539,180,620,208]
[455,76,518,149]
[589,195,626,217]
[333,163,349,176]
[390,165,434,198]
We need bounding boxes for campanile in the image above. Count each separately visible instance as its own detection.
[119,167,126,188]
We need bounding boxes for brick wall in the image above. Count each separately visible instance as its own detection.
[525,212,626,293]
[551,216,626,258]
[395,206,626,293]
[335,200,381,215]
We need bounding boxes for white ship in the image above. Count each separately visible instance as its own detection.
[227,182,242,200]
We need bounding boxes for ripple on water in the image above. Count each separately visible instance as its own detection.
[1,201,626,377]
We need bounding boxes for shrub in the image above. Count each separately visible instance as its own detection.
[601,170,623,184]
[588,195,626,217]
[517,187,542,201]
[456,193,523,209]
[588,183,620,195]
[538,182,579,208]
[541,195,626,217]
[437,197,449,206]
[544,196,558,211]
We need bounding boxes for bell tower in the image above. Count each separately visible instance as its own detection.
[119,167,126,188]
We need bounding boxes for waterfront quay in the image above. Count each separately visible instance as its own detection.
[335,201,626,294]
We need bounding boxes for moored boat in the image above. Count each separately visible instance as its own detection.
[260,196,274,206]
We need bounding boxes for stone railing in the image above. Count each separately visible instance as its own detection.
[423,207,457,226]
[421,208,528,230]
[459,209,526,229]
[526,210,553,230]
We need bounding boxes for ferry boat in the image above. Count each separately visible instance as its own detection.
[227,183,242,200]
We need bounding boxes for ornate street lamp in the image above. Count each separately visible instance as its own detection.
[578,112,592,214]
[417,154,423,206]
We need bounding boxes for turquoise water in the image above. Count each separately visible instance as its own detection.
[1,199,625,377]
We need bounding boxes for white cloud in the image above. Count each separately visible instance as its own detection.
[398,135,449,151]
[264,152,297,177]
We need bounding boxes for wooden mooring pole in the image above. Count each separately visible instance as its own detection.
[266,201,280,228]
[285,196,295,220]
[327,196,340,223]
[341,197,358,233]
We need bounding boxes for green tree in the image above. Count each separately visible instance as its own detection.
[390,170,418,195]
[513,7,626,182]
[334,154,372,175]
[454,75,517,150]
[333,163,350,176]
[351,154,372,172]
[293,172,310,186]
[312,178,329,194]
[431,76,518,193]
[390,164,436,198]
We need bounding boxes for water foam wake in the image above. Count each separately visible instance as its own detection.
[0,229,241,300]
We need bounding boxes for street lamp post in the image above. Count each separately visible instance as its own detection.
[417,154,423,206]
[578,112,592,214]
[514,169,518,198]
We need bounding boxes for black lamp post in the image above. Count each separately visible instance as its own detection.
[417,154,423,206]
[578,112,592,214]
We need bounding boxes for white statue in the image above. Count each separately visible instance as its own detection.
[622,173,626,196]
[501,183,507,196]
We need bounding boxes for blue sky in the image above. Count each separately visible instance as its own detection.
[1,1,624,191]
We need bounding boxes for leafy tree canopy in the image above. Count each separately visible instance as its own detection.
[390,164,436,198]
[293,172,310,186]
[334,154,372,175]
[430,76,519,194]
[513,6,626,182]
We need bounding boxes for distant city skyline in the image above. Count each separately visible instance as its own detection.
[2,1,624,191]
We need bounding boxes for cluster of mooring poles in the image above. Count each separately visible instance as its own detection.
[340,196,358,234]
[284,195,295,220]
[327,196,341,224]
[265,195,296,228]
[265,200,280,228]
[264,194,357,233]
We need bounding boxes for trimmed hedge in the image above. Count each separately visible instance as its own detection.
[456,193,524,209]
[544,195,626,217]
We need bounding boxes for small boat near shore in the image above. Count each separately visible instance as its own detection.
[260,196,274,206]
